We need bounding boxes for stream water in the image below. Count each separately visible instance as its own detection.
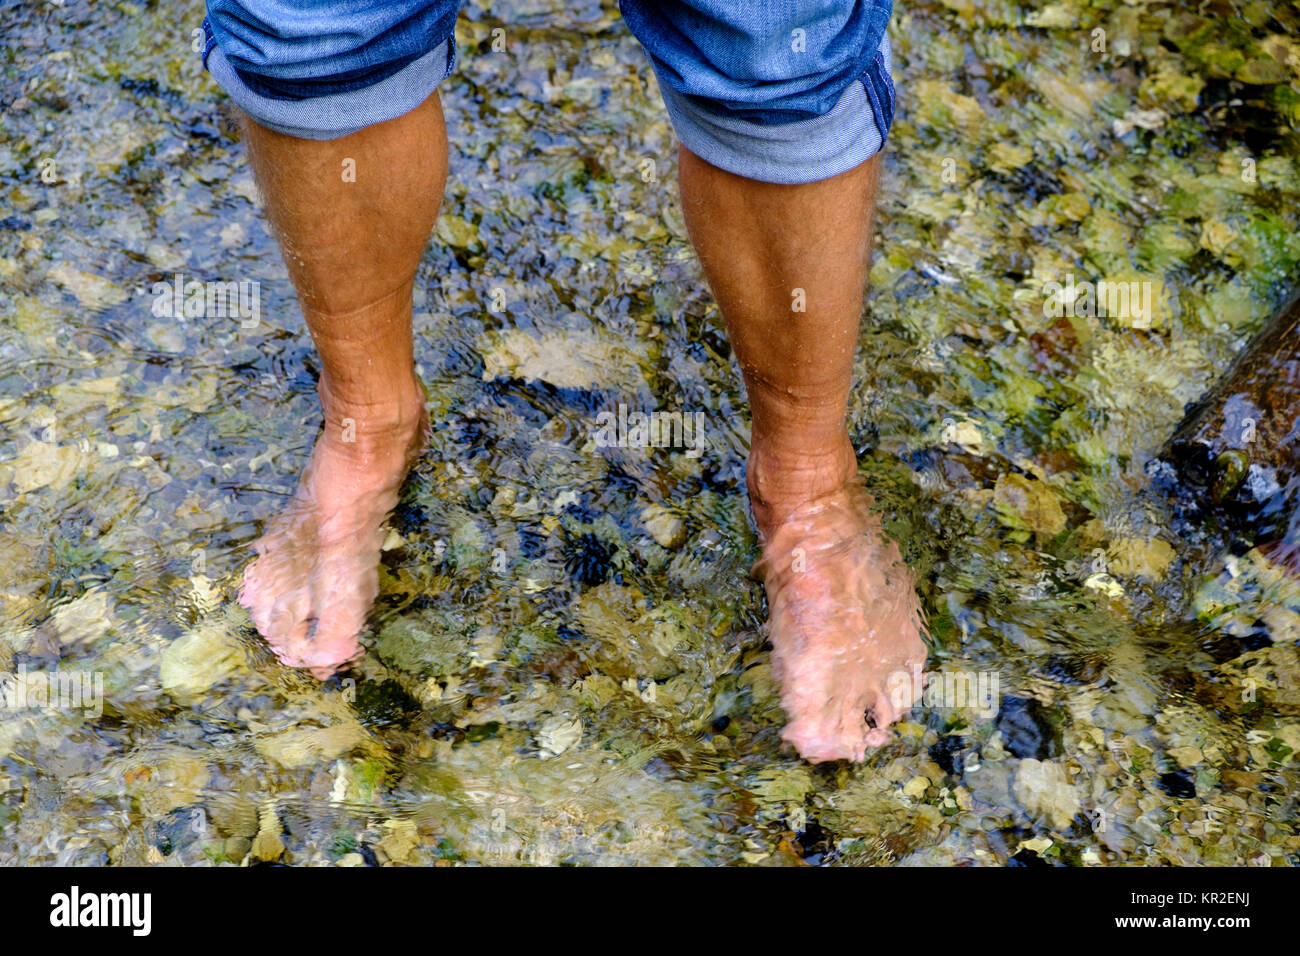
[0,0,1298,865]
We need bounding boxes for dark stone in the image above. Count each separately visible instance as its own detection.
[353,678,423,728]
[556,624,585,643]
[795,819,831,863]
[146,808,204,858]
[391,501,427,534]
[518,526,548,559]
[1158,769,1197,799]
[1156,289,1300,545]
[1039,654,1105,685]
[1008,848,1052,867]
[987,162,1066,202]
[563,531,614,586]
[1197,626,1273,664]
[995,696,1061,760]
[464,721,500,743]
[929,734,970,777]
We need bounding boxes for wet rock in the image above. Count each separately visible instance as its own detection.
[160,616,247,703]
[1106,537,1176,581]
[912,79,986,133]
[575,582,694,682]
[1166,746,1203,769]
[903,775,930,799]
[146,322,186,353]
[833,836,896,866]
[47,263,127,310]
[377,819,419,864]
[995,696,1062,759]
[1039,653,1106,685]
[1245,645,1300,712]
[51,587,117,646]
[1219,770,1264,789]
[250,828,284,863]
[1093,787,1142,854]
[6,440,83,495]
[1277,724,1300,758]
[573,674,619,710]
[250,803,285,863]
[375,615,467,677]
[209,794,259,838]
[535,714,583,758]
[992,473,1067,537]
[0,720,25,762]
[477,327,648,390]
[1091,692,1153,734]
[463,720,500,743]
[751,766,814,804]
[124,750,211,817]
[1008,847,1053,866]
[224,836,251,861]
[254,722,367,770]
[640,504,686,549]
[1013,758,1080,829]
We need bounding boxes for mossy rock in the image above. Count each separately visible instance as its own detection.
[375,614,470,677]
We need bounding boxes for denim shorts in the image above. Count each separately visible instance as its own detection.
[200,1,896,185]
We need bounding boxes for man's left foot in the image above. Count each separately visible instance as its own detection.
[750,438,927,762]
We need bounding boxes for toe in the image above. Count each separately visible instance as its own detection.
[862,686,902,748]
[237,560,260,611]
[782,719,850,763]
[239,565,278,638]
[863,725,893,749]
[265,586,313,666]
[834,686,872,762]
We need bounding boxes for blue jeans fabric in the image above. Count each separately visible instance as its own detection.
[200,0,896,184]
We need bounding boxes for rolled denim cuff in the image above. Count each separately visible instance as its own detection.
[656,32,895,185]
[202,29,455,141]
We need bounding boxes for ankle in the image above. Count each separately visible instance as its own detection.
[317,371,427,453]
[747,433,858,531]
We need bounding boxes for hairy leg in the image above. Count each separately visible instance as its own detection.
[678,146,926,762]
[237,93,447,676]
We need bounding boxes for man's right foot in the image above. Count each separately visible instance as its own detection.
[238,373,427,678]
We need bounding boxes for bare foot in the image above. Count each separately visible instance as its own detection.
[239,373,427,678]
[750,441,927,763]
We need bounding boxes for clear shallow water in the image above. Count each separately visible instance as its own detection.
[0,0,1298,865]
